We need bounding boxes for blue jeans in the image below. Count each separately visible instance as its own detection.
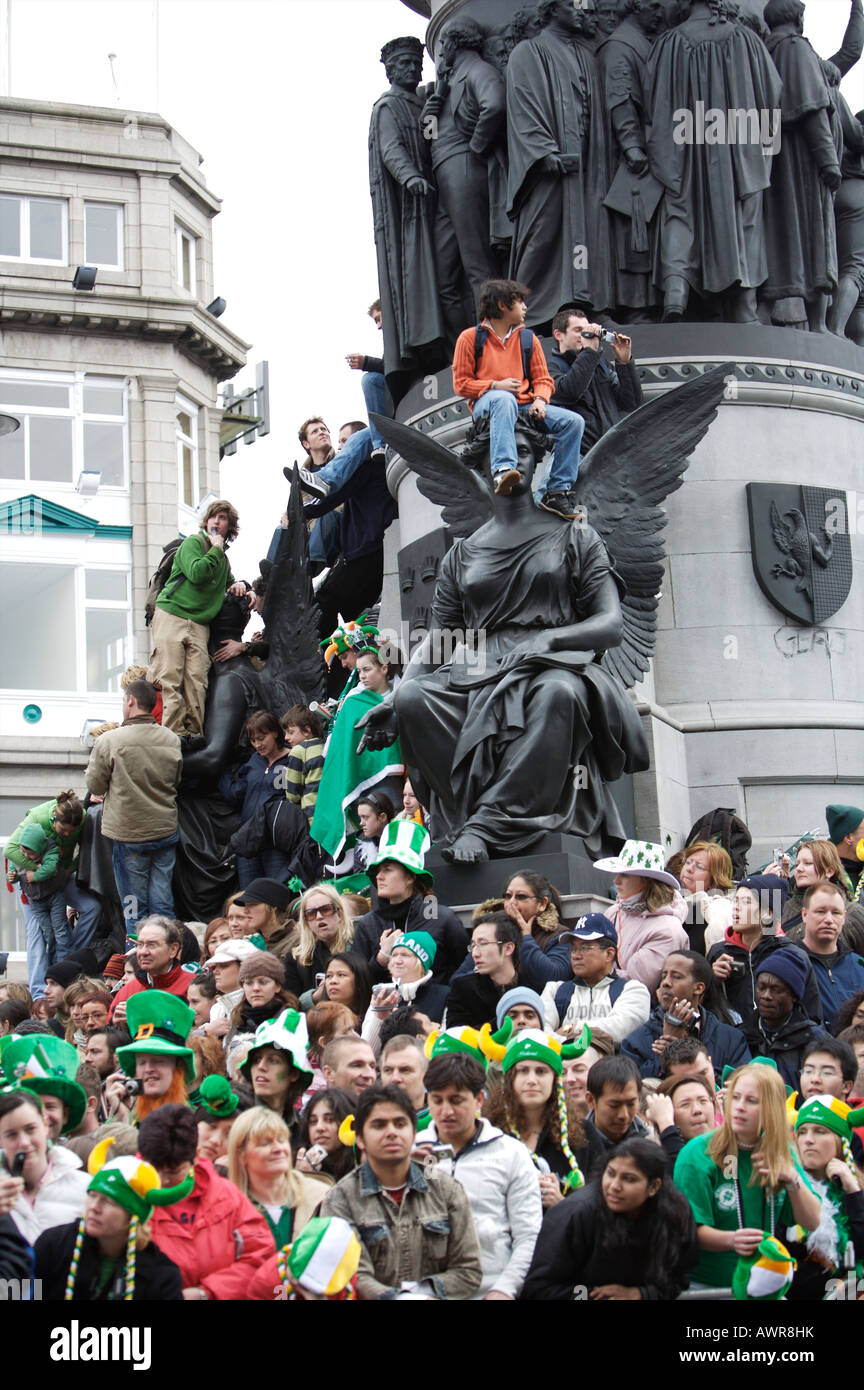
[111,831,178,937]
[269,428,376,565]
[28,889,72,961]
[237,849,295,888]
[472,391,585,495]
[65,879,103,951]
[21,889,50,999]
[361,372,392,450]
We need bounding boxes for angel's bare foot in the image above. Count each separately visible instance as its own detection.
[441,831,489,864]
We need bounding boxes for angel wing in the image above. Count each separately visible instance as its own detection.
[370,412,493,539]
[574,363,733,688]
[257,465,326,710]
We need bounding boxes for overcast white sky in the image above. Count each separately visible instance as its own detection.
[6,0,864,578]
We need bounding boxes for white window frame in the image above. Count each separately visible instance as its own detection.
[83,201,124,270]
[176,393,200,511]
[0,546,132,697]
[175,222,197,294]
[0,368,129,492]
[0,194,68,265]
[81,564,132,694]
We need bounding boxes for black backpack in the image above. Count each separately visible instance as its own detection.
[144,537,186,626]
[474,324,535,383]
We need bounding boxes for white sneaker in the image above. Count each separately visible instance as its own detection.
[288,464,329,499]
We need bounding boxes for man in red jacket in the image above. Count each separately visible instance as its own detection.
[451,278,584,519]
[109,918,194,1027]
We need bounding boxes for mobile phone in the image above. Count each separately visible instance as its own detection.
[315,973,326,988]
[10,1150,27,1178]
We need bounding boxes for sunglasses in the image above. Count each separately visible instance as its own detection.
[306,904,337,919]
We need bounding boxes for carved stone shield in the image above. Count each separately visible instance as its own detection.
[746,483,853,625]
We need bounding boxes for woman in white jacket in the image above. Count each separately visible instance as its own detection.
[0,1090,88,1245]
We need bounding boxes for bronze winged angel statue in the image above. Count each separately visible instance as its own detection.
[356,365,732,865]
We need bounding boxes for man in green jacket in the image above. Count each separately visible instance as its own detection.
[147,499,245,736]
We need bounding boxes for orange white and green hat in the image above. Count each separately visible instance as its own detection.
[277,1216,361,1299]
[321,616,380,666]
[794,1093,864,1165]
[732,1233,796,1301]
[86,1139,195,1219]
[2,1034,87,1133]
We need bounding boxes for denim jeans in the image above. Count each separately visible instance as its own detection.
[361,372,392,450]
[28,889,73,961]
[65,878,103,951]
[111,831,178,937]
[269,428,376,566]
[472,391,585,495]
[21,889,50,999]
[237,849,295,888]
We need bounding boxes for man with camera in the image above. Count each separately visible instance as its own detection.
[548,308,643,455]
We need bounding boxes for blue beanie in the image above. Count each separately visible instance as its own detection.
[754,947,808,1002]
[495,987,546,1031]
[738,875,790,917]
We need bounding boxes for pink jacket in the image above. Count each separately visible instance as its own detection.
[604,893,689,992]
[147,1158,274,1300]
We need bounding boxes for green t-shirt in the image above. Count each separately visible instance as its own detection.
[673,1132,800,1288]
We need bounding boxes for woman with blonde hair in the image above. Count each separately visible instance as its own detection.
[223,893,250,940]
[775,839,854,941]
[283,884,356,1005]
[678,840,735,954]
[674,1060,822,1290]
[227,1106,323,1247]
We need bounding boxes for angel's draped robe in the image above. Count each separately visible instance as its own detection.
[393,522,648,855]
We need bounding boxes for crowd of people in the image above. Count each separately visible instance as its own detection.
[2,780,864,1300]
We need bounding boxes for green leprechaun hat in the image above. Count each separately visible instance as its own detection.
[189,1074,240,1117]
[116,990,196,1084]
[368,820,433,888]
[424,1025,488,1069]
[2,1033,87,1133]
[732,1232,795,1301]
[240,1008,313,1082]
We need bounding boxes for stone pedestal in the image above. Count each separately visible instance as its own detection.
[382,324,864,866]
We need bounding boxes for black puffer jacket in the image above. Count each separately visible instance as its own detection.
[352,893,468,985]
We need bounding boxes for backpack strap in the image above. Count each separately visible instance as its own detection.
[475,323,536,385]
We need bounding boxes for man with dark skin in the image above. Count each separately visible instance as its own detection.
[743,952,828,1088]
[622,950,750,1080]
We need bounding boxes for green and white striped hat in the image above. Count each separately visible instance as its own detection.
[368,819,433,887]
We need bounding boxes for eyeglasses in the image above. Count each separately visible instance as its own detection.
[800,1065,842,1079]
[306,904,337,919]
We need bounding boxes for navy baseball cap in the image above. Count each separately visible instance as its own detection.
[560,913,617,947]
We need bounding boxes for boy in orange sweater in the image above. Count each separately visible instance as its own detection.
[451,279,585,519]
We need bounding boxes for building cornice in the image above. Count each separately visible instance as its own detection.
[0,289,248,379]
